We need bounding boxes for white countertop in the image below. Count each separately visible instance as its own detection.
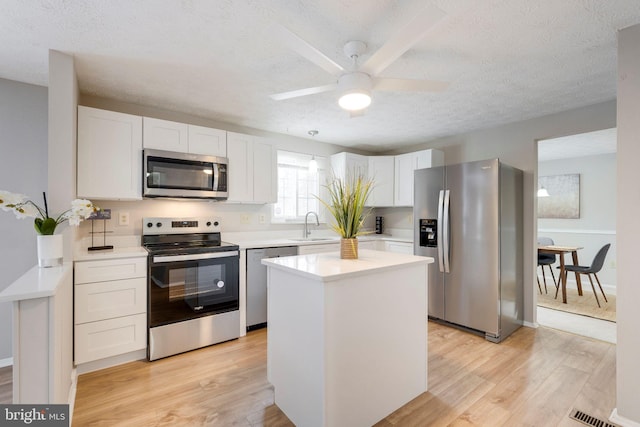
[0,262,73,303]
[74,246,148,261]
[225,232,412,250]
[262,249,433,282]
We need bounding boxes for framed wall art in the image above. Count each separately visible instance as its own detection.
[538,174,580,219]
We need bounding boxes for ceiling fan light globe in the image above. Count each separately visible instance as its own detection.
[338,91,371,111]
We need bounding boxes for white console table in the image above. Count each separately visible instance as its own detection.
[0,263,74,404]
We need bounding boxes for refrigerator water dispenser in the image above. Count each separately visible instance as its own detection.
[419,219,437,247]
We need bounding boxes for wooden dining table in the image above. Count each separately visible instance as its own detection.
[538,245,584,303]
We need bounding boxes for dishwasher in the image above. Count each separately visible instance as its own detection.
[246,246,298,331]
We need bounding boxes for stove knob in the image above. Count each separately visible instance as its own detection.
[214,221,219,227]
[156,222,162,228]
[206,221,212,227]
[146,222,153,228]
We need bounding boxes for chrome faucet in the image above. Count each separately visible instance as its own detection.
[304,211,319,238]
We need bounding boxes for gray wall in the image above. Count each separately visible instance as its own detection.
[0,78,48,361]
[379,100,617,325]
[538,153,616,291]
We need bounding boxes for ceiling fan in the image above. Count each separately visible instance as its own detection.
[270,4,449,113]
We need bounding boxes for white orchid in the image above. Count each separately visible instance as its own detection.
[0,190,98,235]
[0,191,27,212]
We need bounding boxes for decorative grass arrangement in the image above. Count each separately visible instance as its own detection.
[318,173,374,239]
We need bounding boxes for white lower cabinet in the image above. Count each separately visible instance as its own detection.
[297,243,340,255]
[384,241,414,254]
[75,314,147,365]
[359,240,378,250]
[74,256,147,365]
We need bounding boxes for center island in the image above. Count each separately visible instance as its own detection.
[262,248,434,427]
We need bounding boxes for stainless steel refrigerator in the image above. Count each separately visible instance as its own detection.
[413,158,523,342]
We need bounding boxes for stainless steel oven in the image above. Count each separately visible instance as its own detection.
[143,217,239,361]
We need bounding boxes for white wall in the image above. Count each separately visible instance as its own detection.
[615,23,640,426]
[0,78,48,361]
[538,153,616,292]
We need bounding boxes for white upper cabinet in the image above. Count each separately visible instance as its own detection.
[252,138,277,204]
[143,117,188,152]
[143,117,227,157]
[187,124,227,157]
[227,132,276,203]
[330,152,368,181]
[367,156,395,207]
[394,149,444,206]
[77,106,143,200]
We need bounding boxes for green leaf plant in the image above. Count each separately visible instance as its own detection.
[317,172,374,239]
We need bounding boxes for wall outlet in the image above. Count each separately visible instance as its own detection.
[118,211,130,226]
[240,214,250,224]
[259,214,266,224]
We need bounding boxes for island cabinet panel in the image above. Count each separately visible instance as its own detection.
[264,250,431,427]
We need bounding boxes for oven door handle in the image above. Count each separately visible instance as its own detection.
[153,251,239,263]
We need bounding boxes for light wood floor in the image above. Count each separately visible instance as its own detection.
[69,322,614,426]
[0,366,11,404]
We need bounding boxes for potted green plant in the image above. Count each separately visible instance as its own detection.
[318,172,374,259]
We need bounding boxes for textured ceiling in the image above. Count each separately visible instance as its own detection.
[1,0,639,152]
[538,127,617,162]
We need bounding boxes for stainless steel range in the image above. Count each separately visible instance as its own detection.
[143,217,240,361]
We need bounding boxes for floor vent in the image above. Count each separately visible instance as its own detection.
[569,409,620,427]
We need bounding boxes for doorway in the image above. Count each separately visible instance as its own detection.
[536,128,617,343]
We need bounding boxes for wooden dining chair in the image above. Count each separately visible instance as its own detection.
[537,237,559,294]
[557,244,611,307]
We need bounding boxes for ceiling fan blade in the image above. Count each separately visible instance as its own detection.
[360,4,446,76]
[270,83,338,101]
[374,78,449,92]
[273,23,344,76]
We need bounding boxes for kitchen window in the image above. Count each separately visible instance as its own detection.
[272,151,327,223]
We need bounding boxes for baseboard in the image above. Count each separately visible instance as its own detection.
[76,349,146,375]
[610,408,640,427]
[0,357,12,368]
[522,321,538,328]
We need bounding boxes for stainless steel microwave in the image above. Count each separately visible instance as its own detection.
[143,149,228,199]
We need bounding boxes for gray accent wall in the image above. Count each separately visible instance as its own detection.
[538,153,616,291]
[0,78,48,361]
